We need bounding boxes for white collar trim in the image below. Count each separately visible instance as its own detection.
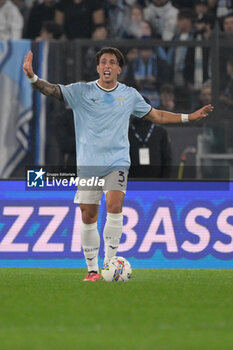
[96,80,118,91]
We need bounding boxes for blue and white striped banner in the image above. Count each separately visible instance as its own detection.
[0,40,33,178]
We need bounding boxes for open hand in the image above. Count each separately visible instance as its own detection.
[189,104,214,121]
[23,51,34,79]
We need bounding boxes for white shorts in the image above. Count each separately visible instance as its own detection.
[74,169,128,205]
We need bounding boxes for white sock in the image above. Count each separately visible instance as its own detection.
[81,221,100,273]
[103,212,123,264]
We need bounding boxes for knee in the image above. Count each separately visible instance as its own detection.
[107,201,122,214]
[81,209,98,224]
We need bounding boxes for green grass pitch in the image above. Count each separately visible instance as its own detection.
[0,268,232,350]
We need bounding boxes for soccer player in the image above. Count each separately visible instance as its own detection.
[23,47,213,281]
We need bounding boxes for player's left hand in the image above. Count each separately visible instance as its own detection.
[189,104,214,121]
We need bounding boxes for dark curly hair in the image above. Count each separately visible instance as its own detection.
[95,47,125,67]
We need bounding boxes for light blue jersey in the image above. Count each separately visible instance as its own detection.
[59,80,152,176]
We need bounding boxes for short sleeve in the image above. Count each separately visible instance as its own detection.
[58,82,82,109]
[132,89,152,118]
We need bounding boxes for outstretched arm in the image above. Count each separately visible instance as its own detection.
[23,51,63,101]
[145,105,214,124]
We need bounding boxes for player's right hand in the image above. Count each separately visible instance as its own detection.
[23,51,35,79]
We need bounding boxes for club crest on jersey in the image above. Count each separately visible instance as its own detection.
[116,97,126,105]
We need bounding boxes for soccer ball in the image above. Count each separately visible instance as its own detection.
[101,256,132,282]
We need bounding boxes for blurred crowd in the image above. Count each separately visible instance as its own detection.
[1,0,233,41]
[1,0,233,114]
